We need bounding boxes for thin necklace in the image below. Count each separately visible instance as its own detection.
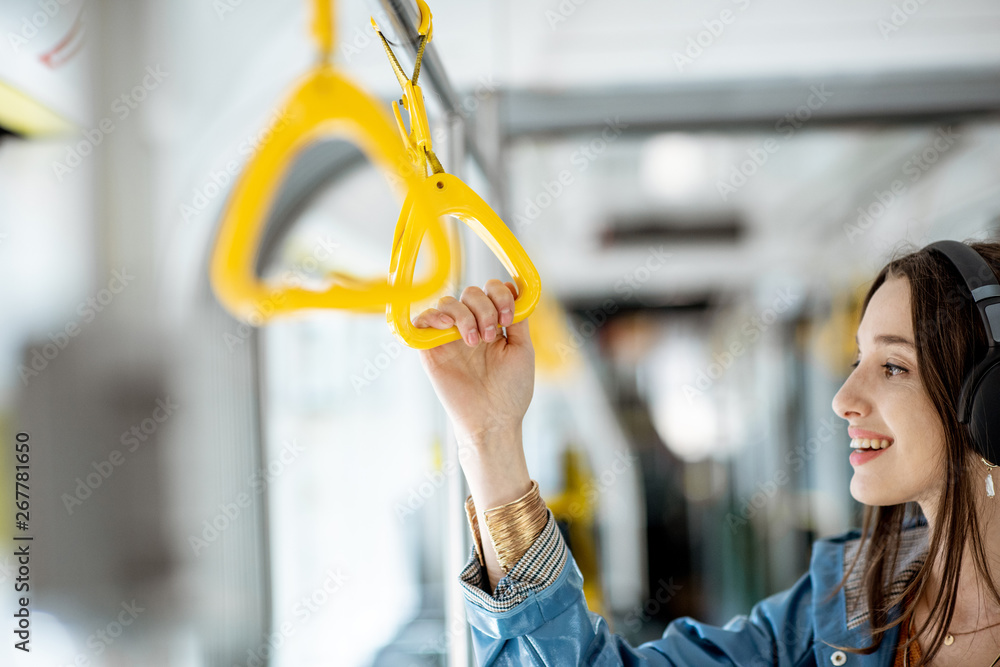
[905,616,1000,667]
[946,618,1000,645]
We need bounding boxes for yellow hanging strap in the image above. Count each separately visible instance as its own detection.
[373,0,542,349]
[312,0,334,63]
[209,0,453,323]
[371,1,443,177]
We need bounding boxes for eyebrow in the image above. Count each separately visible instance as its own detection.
[854,334,915,348]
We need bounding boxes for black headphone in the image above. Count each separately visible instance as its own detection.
[927,240,1000,465]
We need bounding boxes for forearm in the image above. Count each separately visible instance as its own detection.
[456,426,532,590]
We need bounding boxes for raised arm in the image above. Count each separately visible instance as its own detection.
[412,280,819,666]
[414,278,535,590]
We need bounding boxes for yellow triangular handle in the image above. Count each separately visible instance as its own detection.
[209,65,453,323]
[387,173,542,349]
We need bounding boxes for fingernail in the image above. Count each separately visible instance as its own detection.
[467,330,479,346]
[501,309,512,326]
[439,313,454,325]
[484,327,496,342]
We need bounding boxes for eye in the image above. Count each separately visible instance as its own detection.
[882,362,908,377]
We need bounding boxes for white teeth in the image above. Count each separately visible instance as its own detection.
[850,438,893,450]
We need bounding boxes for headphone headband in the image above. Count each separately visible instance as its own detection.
[927,240,1000,347]
[924,241,1000,460]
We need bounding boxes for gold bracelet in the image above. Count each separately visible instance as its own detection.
[483,481,549,574]
[464,495,485,567]
[465,481,549,574]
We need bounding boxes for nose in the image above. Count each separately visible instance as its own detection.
[832,366,869,422]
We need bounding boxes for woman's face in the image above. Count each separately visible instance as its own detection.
[831,276,947,507]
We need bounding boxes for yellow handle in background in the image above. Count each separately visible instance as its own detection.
[209,66,453,324]
[530,293,583,378]
[386,173,542,349]
[312,0,334,62]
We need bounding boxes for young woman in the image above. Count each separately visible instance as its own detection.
[413,240,1000,666]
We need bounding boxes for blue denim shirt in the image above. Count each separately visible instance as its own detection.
[459,513,928,666]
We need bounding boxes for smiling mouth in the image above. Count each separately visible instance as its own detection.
[849,438,893,450]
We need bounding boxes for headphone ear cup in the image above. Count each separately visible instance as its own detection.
[969,361,1000,465]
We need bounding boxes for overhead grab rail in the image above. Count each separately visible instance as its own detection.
[375,0,542,349]
[209,0,453,323]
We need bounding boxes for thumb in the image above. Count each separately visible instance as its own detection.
[505,316,532,349]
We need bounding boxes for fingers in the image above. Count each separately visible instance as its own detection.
[463,285,503,343]
[505,315,531,348]
[435,295,480,346]
[504,281,519,300]
[412,307,455,330]
[498,281,532,348]
[429,279,515,347]
[485,279,516,328]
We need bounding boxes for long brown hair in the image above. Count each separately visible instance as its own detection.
[837,240,1000,665]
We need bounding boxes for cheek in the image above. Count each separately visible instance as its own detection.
[888,378,940,435]
[893,386,947,480]
[879,377,945,463]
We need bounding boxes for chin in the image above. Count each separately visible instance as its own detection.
[849,475,906,507]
